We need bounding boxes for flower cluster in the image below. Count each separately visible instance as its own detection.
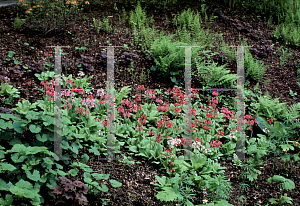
[263,128,270,133]
[167,138,182,149]
[157,103,169,112]
[136,114,147,131]
[96,88,105,97]
[167,160,175,173]
[209,140,222,148]
[216,130,224,138]
[156,115,173,128]
[61,89,76,97]
[41,79,57,101]
[144,89,156,99]
[4,77,10,84]
[155,133,164,143]
[162,146,172,157]
[75,107,89,116]
[65,78,75,88]
[81,95,97,109]
[267,118,274,124]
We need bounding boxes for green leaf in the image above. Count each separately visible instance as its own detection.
[11,153,27,163]
[92,173,109,180]
[268,198,278,204]
[0,194,13,205]
[282,179,295,191]
[109,179,122,187]
[268,175,285,183]
[88,145,100,155]
[279,144,294,151]
[98,183,108,192]
[81,154,89,163]
[128,145,138,153]
[155,175,167,187]
[13,120,24,133]
[29,124,41,133]
[71,142,80,154]
[67,168,79,177]
[185,199,194,206]
[156,187,182,202]
[36,133,48,142]
[83,172,92,183]
[25,170,40,181]
[42,115,54,126]
[0,163,17,172]
[279,195,293,204]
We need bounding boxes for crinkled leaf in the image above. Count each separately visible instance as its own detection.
[25,170,40,181]
[11,153,27,163]
[282,179,295,191]
[76,193,88,205]
[0,163,16,172]
[0,194,13,205]
[156,187,182,202]
[279,196,293,204]
[88,145,100,155]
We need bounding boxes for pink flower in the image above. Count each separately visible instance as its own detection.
[138,85,145,90]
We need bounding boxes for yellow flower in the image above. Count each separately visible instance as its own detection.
[32,5,36,8]
[19,0,23,2]
[66,0,70,4]
[29,8,32,10]
[71,0,77,5]
[85,1,89,4]
[46,13,49,15]
[22,3,28,6]
[36,4,39,7]
[25,10,30,13]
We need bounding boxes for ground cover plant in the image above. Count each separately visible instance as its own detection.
[0,0,300,205]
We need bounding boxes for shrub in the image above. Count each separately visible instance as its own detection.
[18,0,88,35]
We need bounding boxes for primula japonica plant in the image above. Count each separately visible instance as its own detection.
[90,83,262,204]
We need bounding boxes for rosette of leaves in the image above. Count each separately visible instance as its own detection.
[52,176,89,205]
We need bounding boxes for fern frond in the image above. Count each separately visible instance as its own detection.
[115,86,132,106]
[284,103,300,125]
